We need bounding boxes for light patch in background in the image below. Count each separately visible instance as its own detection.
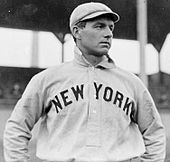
[0,28,62,68]
[64,34,75,62]
[145,44,159,74]
[0,27,32,67]
[38,31,62,68]
[160,33,170,74]
[109,39,158,74]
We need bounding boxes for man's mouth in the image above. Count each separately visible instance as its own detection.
[100,42,111,47]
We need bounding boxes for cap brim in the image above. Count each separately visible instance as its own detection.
[81,11,120,23]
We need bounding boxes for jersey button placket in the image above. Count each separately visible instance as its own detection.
[86,66,101,147]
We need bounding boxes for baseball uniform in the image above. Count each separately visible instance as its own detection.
[3,46,166,162]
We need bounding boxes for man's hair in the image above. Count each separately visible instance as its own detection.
[72,21,86,43]
[76,21,86,29]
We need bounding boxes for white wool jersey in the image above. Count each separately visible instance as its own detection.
[4,47,166,162]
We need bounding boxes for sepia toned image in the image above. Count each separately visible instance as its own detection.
[0,0,170,162]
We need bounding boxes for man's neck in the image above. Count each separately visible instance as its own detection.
[82,53,103,66]
[77,46,103,66]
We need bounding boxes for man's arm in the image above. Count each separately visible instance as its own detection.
[3,75,43,162]
[136,84,166,162]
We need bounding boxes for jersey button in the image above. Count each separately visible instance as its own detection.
[92,110,97,114]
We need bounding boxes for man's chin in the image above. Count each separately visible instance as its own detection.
[89,48,109,57]
[94,50,108,57]
[99,48,109,55]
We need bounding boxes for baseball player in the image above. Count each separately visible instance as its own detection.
[3,2,166,162]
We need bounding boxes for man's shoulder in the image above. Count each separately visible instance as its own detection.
[31,61,74,81]
[113,66,144,87]
[114,66,139,80]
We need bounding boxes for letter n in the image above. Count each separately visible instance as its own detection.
[51,95,63,113]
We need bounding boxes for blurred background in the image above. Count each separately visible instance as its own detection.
[0,0,170,161]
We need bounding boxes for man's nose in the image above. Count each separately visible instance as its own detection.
[104,27,113,39]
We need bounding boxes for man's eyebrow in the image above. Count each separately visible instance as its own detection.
[93,21,105,25]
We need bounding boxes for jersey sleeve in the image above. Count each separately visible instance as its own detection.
[135,80,166,161]
[3,74,44,162]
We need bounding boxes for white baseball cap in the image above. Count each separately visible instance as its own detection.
[69,2,120,33]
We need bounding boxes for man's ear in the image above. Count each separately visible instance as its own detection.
[72,26,81,40]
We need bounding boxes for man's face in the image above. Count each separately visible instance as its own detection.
[78,16,114,57]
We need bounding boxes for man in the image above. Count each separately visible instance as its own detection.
[3,2,166,162]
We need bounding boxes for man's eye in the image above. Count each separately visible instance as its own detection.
[95,25,103,29]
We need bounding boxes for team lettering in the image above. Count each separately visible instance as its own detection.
[51,82,135,117]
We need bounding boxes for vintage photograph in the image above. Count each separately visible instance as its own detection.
[0,0,169,162]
